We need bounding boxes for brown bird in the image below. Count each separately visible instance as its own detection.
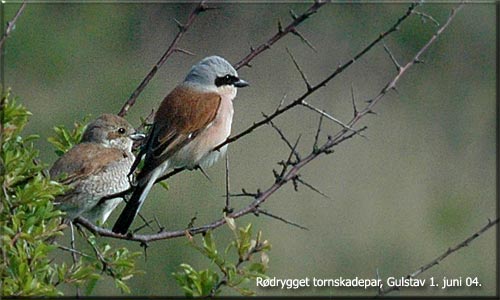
[50,114,144,225]
[112,56,248,234]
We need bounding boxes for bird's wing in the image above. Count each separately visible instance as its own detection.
[139,85,221,178]
[50,143,131,187]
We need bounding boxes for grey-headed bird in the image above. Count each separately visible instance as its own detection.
[112,56,248,234]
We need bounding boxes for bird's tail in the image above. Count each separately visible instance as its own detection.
[112,168,161,234]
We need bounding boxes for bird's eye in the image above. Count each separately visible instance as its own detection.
[215,74,237,87]
[118,127,126,134]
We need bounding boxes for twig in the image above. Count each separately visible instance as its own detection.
[378,218,499,296]
[234,0,329,70]
[224,151,232,213]
[77,225,117,278]
[278,135,301,180]
[57,244,92,259]
[350,84,358,117]
[286,47,312,91]
[301,100,360,135]
[268,118,300,161]
[255,208,309,231]
[0,1,27,50]
[293,176,330,200]
[313,114,324,151]
[342,4,465,134]
[383,43,402,71]
[412,10,440,26]
[117,1,209,117]
[212,2,419,153]
[69,222,80,297]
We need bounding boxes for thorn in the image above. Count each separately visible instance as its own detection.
[278,19,283,33]
[288,135,302,164]
[412,10,440,26]
[241,188,258,198]
[392,86,400,95]
[383,43,401,71]
[174,47,195,56]
[273,169,281,181]
[301,100,364,137]
[132,214,156,234]
[291,28,317,52]
[256,208,309,231]
[313,113,324,151]
[186,212,198,229]
[295,176,331,199]
[292,176,299,191]
[350,84,358,117]
[289,8,298,20]
[140,241,149,259]
[173,18,185,31]
[268,118,301,161]
[224,152,231,214]
[196,166,212,182]
[286,47,312,91]
[276,93,287,112]
[154,215,165,232]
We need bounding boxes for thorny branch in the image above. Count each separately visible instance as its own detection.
[117,1,210,117]
[116,0,326,118]
[213,2,420,153]
[377,218,499,296]
[75,4,472,252]
[0,1,27,50]
[234,0,329,70]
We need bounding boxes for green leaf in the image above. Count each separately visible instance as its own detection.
[159,181,169,191]
[115,279,131,294]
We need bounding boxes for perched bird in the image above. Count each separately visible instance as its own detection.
[112,56,249,234]
[50,114,144,225]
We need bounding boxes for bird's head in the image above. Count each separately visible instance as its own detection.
[184,55,249,98]
[81,114,144,151]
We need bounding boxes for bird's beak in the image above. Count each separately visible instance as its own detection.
[129,132,146,141]
[234,78,249,88]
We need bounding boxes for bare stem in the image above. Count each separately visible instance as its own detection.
[0,1,27,50]
[378,218,499,296]
[117,1,209,117]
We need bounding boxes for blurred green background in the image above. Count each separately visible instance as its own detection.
[3,2,496,297]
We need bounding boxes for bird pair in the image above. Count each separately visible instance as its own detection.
[50,56,248,234]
